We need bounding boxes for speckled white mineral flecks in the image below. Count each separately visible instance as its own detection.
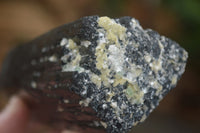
[58,16,188,133]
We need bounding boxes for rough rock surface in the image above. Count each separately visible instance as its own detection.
[57,16,188,133]
[0,16,188,133]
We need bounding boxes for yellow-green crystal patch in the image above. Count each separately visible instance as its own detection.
[98,16,126,44]
[61,38,84,73]
[113,74,127,87]
[125,83,144,104]
[96,17,145,104]
[95,43,111,87]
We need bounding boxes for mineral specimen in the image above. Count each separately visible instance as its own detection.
[0,16,188,133]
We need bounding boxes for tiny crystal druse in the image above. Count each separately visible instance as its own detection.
[59,16,188,132]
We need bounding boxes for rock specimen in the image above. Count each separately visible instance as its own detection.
[0,16,188,133]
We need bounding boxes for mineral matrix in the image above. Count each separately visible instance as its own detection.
[0,16,188,133]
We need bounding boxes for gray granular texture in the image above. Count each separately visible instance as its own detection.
[58,16,188,133]
[0,16,188,133]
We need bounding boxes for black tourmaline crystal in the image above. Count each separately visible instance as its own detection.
[0,16,188,133]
